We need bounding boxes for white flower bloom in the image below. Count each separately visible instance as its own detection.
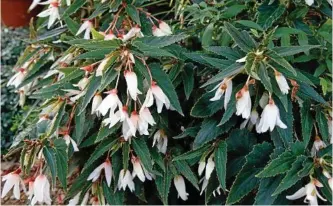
[96,56,112,76]
[240,110,259,130]
[311,136,326,156]
[153,130,168,154]
[259,92,269,108]
[67,192,80,206]
[322,170,333,190]
[117,169,135,192]
[97,89,122,116]
[199,177,208,195]
[198,161,206,176]
[174,175,189,201]
[235,86,252,119]
[1,170,23,200]
[256,99,287,133]
[286,179,326,205]
[104,32,116,40]
[236,56,247,63]
[74,77,89,90]
[158,21,172,35]
[64,134,79,152]
[205,156,215,180]
[76,20,93,39]
[275,71,290,94]
[29,0,42,11]
[210,78,233,110]
[122,26,141,42]
[66,0,71,6]
[7,68,27,88]
[32,174,52,205]
[37,0,61,29]
[124,71,141,100]
[63,89,86,102]
[18,89,27,107]
[152,26,166,37]
[91,93,102,115]
[305,0,314,6]
[137,107,156,135]
[143,82,170,113]
[131,157,145,182]
[87,159,113,187]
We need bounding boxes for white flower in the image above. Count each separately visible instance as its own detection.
[40,100,63,116]
[37,0,61,29]
[1,170,24,200]
[236,56,247,63]
[76,20,93,39]
[152,26,166,37]
[66,0,71,6]
[158,21,172,35]
[198,161,206,176]
[117,169,135,192]
[256,99,287,133]
[210,78,232,110]
[153,130,168,154]
[96,56,112,76]
[205,156,215,180]
[131,156,146,182]
[311,136,326,156]
[29,0,41,11]
[63,89,86,102]
[199,177,208,195]
[322,170,333,190]
[87,158,113,187]
[137,107,156,135]
[124,71,141,101]
[74,77,89,90]
[286,179,326,205]
[143,82,170,113]
[64,134,79,152]
[104,32,116,40]
[67,192,80,206]
[174,175,189,201]
[235,86,252,119]
[31,174,52,205]
[240,110,259,130]
[97,89,122,116]
[122,26,142,41]
[275,71,290,94]
[91,93,102,115]
[259,92,269,108]
[305,0,314,6]
[7,68,27,88]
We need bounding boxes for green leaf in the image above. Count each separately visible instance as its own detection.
[79,75,102,114]
[133,34,188,48]
[95,124,120,143]
[76,49,113,60]
[83,136,118,170]
[99,67,118,91]
[204,46,242,60]
[66,39,121,50]
[236,20,264,31]
[47,101,66,136]
[102,181,124,205]
[258,62,272,92]
[273,155,307,196]
[254,175,284,205]
[54,139,68,190]
[122,142,130,170]
[182,64,195,100]
[43,146,57,184]
[215,141,227,191]
[202,23,214,47]
[173,144,210,161]
[300,101,313,147]
[299,83,327,105]
[155,163,173,205]
[150,63,183,115]
[315,107,329,141]
[224,22,256,52]
[271,45,321,57]
[63,16,79,35]
[91,27,105,40]
[256,151,297,178]
[174,160,199,190]
[257,3,285,30]
[132,138,156,175]
[133,58,151,86]
[226,142,273,204]
[125,4,141,25]
[266,50,297,75]
[226,129,257,155]
[63,0,87,16]
[173,126,200,139]
[190,92,224,118]
[201,63,243,87]
[222,5,246,18]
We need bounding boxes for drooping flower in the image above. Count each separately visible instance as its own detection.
[305,0,314,6]
[259,92,269,108]
[205,156,215,180]
[235,85,252,119]
[275,70,290,94]
[143,82,170,113]
[286,179,326,205]
[311,136,326,156]
[131,156,146,182]
[174,175,189,201]
[7,68,27,88]
[67,191,89,206]
[63,134,79,152]
[74,76,89,90]
[158,21,172,35]
[198,161,206,176]
[66,0,71,6]
[117,169,135,192]
[96,56,112,76]
[97,89,122,116]
[91,93,102,115]
[31,174,52,205]
[37,0,61,29]
[29,0,42,11]
[322,170,333,190]
[87,158,113,187]
[210,78,233,110]
[153,130,168,154]
[63,89,86,102]
[76,20,93,39]
[137,107,156,135]
[104,31,116,40]
[240,110,259,130]
[256,98,287,133]
[1,169,24,200]
[236,56,247,63]
[122,26,142,42]
[124,71,141,101]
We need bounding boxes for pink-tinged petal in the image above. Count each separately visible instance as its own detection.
[152,26,165,37]
[210,88,224,101]
[286,187,306,200]
[174,175,188,201]
[132,160,145,182]
[124,71,140,100]
[140,108,155,126]
[13,181,20,200]
[87,164,104,182]
[34,174,46,202]
[104,161,113,187]
[159,21,172,35]
[224,80,233,110]
[1,174,19,198]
